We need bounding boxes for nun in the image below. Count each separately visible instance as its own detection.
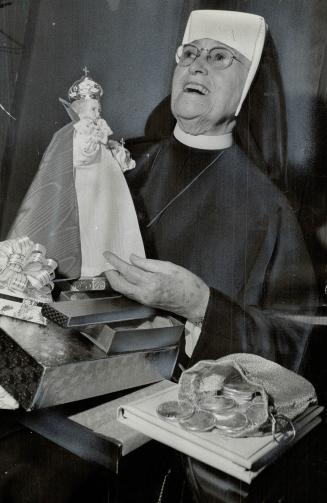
[105,10,317,374]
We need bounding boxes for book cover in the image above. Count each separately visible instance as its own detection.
[118,381,323,483]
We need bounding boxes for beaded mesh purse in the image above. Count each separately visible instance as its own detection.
[178,353,317,439]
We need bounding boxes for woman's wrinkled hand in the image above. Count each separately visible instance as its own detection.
[103,252,210,320]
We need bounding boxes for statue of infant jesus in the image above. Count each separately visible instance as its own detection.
[9,68,145,279]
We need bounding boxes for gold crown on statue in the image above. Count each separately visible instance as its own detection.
[68,67,103,101]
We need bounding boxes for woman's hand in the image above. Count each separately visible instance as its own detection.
[103,252,210,320]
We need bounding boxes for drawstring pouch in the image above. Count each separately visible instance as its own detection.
[178,353,317,441]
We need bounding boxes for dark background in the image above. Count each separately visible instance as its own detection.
[1,0,327,291]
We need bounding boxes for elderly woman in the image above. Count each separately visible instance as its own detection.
[102,10,318,501]
[105,10,317,375]
[0,9,318,503]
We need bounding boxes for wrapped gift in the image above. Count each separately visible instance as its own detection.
[0,237,57,325]
[0,314,182,410]
[0,238,184,410]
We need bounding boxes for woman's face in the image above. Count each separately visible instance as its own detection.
[171,38,250,135]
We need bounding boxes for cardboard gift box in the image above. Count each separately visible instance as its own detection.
[80,315,183,354]
[41,296,156,328]
[0,299,183,410]
[0,238,184,410]
[41,296,183,354]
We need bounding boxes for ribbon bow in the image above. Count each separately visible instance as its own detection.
[0,237,57,300]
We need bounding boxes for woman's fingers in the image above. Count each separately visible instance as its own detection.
[103,251,149,284]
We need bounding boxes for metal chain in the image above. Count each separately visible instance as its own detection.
[156,468,172,503]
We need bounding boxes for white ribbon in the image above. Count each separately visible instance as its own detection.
[0,237,57,299]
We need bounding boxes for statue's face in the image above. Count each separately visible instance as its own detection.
[72,98,101,121]
[171,38,250,135]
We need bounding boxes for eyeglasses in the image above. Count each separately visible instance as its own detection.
[176,44,242,70]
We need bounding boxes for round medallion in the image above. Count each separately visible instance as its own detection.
[156,400,194,422]
[215,411,248,432]
[222,382,254,403]
[198,395,236,413]
[179,410,216,432]
[246,402,266,425]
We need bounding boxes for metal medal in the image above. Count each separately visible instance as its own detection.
[198,395,236,413]
[215,411,248,432]
[222,382,254,404]
[156,400,194,421]
[179,410,216,432]
[246,402,267,426]
[223,382,253,393]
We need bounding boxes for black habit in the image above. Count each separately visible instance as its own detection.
[126,135,317,374]
[0,135,318,503]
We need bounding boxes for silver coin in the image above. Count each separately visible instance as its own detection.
[246,403,266,425]
[223,393,252,402]
[223,389,253,396]
[156,401,194,421]
[223,386,254,404]
[215,411,248,431]
[179,410,216,432]
[198,396,236,413]
[213,410,239,420]
[225,396,253,405]
[223,382,254,394]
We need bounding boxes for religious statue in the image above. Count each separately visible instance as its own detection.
[8,68,145,279]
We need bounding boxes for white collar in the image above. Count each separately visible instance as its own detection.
[173,124,234,150]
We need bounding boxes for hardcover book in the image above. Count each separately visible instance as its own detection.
[118,381,323,483]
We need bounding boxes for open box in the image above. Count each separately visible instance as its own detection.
[0,296,184,410]
[41,295,184,354]
[80,315,183,354]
